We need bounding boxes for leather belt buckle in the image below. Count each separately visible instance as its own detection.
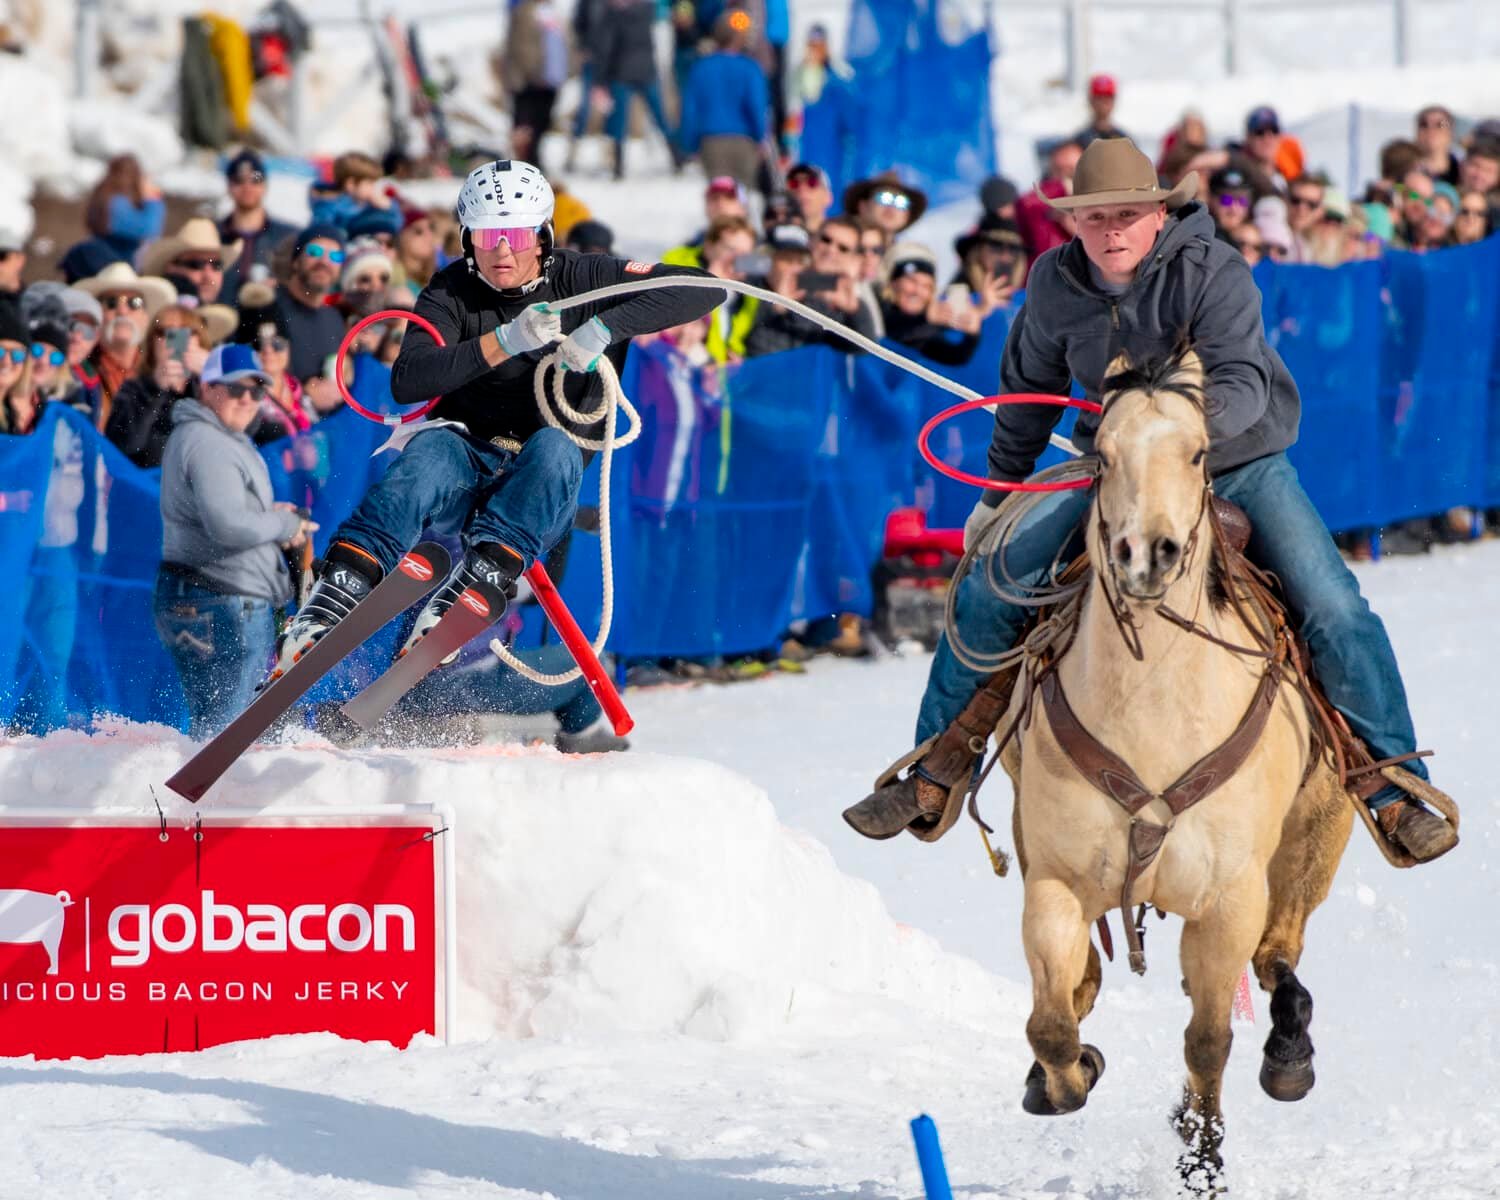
[489,436,522,454]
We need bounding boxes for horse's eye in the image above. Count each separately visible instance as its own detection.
[1096,452,1110,471]
[1191,448,1206,466]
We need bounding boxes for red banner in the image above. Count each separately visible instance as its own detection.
[0,820,442,1059]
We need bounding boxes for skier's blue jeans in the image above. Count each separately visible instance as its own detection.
[337,427,583,574]
[398,643,601,732]
[153,574,277,739]
[916,452,1426,803]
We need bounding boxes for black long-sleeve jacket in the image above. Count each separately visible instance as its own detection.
[391,249,725,446]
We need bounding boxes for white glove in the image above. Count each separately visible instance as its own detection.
[558,316,612,373]
[963,498,1003,555]
[495,302,562,357]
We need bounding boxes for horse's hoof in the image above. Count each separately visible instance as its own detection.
[1021,1045,1105,1116]
[1260,1053,1315,1102]
[1177,1147,1227,1197]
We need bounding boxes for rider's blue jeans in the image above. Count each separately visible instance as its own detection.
[916,452,1426,803]
[336,427,583,574]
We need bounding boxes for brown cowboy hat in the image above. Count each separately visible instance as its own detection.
[140,217,243,279]
[1043,137,1198,212]
[842,172,929,228]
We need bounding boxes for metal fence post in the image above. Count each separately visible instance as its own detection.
[1223,0,1239,75]
[1062,0,1079,92]
[1392,0,1410,66]
[74,0,100,99]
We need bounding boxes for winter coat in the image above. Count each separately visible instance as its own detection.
[987,201,1300,490]
[106,375,196,469]
[589,0,659,86]
[159,398,300,603]
[392,249,725,448]
[880,304,980,367]
[743,290,875,358]
[218,212,298,305]
[504,0,570,91]
[678,52,769,151]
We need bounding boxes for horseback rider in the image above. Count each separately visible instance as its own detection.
[845,137,1458,863]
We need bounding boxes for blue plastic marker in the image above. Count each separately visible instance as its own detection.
[910,1113,954,1200]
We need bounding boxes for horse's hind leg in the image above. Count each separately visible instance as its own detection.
[1253,764,1352,1102]
[1020,877,1103,1116]
[1174,874,1269,1194]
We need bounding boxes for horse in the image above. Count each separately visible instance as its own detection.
[996,347,1353,1191]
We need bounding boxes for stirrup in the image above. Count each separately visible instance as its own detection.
[1349,765,1460,869]
[843,735,970,844]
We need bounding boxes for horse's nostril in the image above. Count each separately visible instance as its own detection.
[1155,537,1180,568]
[1116,538,1132,565]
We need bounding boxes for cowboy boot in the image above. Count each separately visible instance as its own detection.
[843,765,951,840]
[1375,796,1458,863]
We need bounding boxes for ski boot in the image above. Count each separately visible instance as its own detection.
[555,715,630,754]
[269,541,384,682]
[401,541,524,664]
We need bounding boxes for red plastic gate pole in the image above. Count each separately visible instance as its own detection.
[524,563,634,736]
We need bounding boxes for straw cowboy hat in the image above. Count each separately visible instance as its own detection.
[1043,137,1199,211]
[75,261,178,317]
[140,217,243,279]
[196,304,240,346]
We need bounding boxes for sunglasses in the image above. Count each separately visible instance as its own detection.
[871,190,912,211]
[860,243,884,256]
[224,381,269,402]
[69,320,98,339]
[101,294,146,311]
[229,171,266,185]
[817,232,857,253]
[175,256,223,272]
[30,343,66,367]
[1215,193,1250,209]
[256,335,289,353]
[469,225,542,252]
[1267,244,1290,259]
[787,174,823,190]
[352,274,392,289]
[1459,205,1488,217]
[1418,117,1451,130]
[1248,126,1280,137]
[1288,195,1321,210]
[2,347,25,364]
[1399,186,1433,208]
[303,244,346,263]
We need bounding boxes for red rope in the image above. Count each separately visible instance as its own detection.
[918,394,1104,493]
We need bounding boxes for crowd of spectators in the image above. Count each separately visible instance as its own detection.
[2,7,1500,721]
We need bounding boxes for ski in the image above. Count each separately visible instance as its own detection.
[164,542,450,803]
[338,578,508,734]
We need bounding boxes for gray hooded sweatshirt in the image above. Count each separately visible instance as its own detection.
[985,200,1300,498]
[160,398,300,603]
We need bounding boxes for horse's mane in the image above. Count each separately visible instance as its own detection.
[1100,340,1206,413]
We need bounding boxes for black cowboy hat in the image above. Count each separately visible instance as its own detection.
[954,213,1024,259]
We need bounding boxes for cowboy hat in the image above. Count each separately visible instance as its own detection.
[140,217,243,279]
[74,262,178,317]
[1043,137,1199,212]
[196,304,240,347]
[842,172,929,228]
[954,213,1025,259]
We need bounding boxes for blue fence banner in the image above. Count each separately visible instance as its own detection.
[3,240,1500,731]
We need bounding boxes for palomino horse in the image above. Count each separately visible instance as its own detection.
[997,348,1353,1191]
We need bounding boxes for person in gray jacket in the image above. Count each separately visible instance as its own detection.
[154,342,316,737]
[846,137,1456,864]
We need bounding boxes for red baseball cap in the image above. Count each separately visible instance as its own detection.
[1089,74,1117,98]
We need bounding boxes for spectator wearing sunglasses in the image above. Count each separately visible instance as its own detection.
[842,172,928,236]
[247,328,315,445]
[1414,106,1461,186]
[786,162,833,233]
[678,10,771,191]
[1460,138,1500,204]
[144,218,241,308]
[74,262,178,433]
[218,149,298,305]
[744,215,874,356]
[1284,173,1328,262]
[106,305,210,468]
[19,285,90,410]
[339,241,396,320]
[157,343,316,736]
[275,223,350,394]
[0,295,36,433]
[1208,166,1254,245]
[1453,189,1494,245]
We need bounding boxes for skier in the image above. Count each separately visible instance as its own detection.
[272,159,726,676]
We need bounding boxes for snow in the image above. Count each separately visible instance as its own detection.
[1,538,1497,1198]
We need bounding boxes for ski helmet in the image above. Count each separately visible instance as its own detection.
[456,160,556,288]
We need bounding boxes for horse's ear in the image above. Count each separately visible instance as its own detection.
[1104,351,1133,380]
[1168,348,1205,390]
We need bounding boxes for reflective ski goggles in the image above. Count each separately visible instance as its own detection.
[468,225,543,252]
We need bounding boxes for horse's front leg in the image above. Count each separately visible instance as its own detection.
[1172,873,1270,1195]
[1021,876,1104,1115]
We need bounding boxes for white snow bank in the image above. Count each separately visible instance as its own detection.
[0,730,1022,1046]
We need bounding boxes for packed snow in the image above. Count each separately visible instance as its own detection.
[0,539,1496,1199]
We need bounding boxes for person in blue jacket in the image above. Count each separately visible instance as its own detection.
[678,11,769,190]
[59,155,167,284]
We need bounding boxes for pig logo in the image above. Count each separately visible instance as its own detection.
[0,889,75,975]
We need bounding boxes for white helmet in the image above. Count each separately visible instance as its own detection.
[455,159,554,231]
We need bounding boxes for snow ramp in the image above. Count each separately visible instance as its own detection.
[0,727,1024,1044]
